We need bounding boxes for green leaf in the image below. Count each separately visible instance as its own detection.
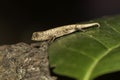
[48,15,120,80]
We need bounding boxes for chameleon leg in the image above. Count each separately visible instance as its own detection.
[75,25,86,32]
[47,36,56,44]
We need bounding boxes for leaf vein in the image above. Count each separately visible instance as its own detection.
[104,21,120,34]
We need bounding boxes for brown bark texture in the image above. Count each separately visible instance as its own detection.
[0,42,56,80]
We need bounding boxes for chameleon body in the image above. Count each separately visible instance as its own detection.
[32,23,100,41]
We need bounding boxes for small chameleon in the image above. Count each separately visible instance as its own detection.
[32,23,100,41]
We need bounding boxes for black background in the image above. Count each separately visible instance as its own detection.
[1,0,120,44]
[0,0,120,80]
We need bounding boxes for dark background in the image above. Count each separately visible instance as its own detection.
[0,0,120,44]
[0,0,120,80]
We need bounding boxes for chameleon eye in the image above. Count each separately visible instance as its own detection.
[32,32,39,40]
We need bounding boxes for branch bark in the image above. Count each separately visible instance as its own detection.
[0,42,56,80]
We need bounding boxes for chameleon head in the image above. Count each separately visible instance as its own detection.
[32,32,49,41]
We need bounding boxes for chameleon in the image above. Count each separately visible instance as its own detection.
[32,23,100,41]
